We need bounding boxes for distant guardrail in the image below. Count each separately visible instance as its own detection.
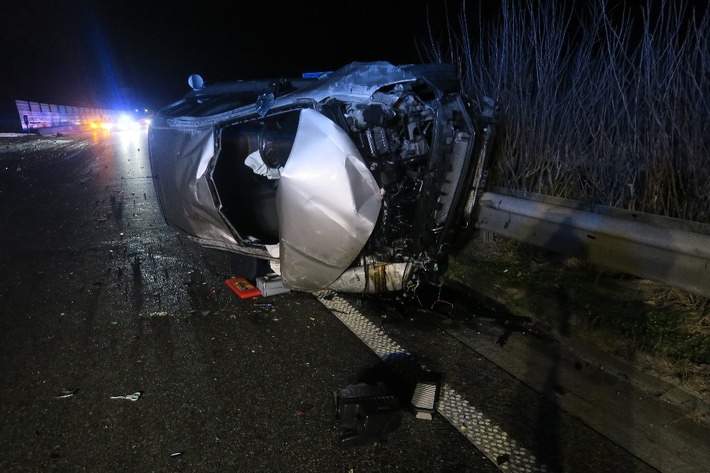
[14,99,123,132]
[474,188,710,299]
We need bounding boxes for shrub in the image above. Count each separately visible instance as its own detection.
[425,0,710,222]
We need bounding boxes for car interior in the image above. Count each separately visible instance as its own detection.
[212,111,299,245]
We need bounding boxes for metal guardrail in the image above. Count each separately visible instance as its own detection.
[474,190,710,298]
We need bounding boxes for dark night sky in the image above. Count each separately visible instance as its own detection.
[0,0,452,111]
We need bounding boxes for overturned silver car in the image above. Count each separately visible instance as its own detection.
[148,62,495,293]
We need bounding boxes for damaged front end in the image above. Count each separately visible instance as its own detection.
[148,61,496,293]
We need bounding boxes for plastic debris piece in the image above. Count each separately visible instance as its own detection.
[169,451,185,458]
[225,277,261,299]
[411,372,441,420]
[334,382,402,447]
[255,274,290,297]
[54,388,79,399]
[110,391,142,401]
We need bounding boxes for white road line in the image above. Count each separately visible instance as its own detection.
[317,291,549,473]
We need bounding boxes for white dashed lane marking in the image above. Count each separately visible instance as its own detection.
[317,291,550,473]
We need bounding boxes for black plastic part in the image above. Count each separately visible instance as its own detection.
[334,383,403,447]
[229,253,270,281]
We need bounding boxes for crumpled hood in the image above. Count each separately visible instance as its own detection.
[277,109,382,291]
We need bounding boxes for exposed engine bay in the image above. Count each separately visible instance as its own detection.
[338,84,478,273]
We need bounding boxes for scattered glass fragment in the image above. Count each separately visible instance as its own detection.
[54,388,79,399]
[110,391,142,401]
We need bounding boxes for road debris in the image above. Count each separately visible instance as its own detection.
[411,372,441,420]
[294,402,314,417]
[225,277,261,299]
[110,391,142,401]
[334,382,402,447]
[169,451,185,458]
[148,311,168,317]
[54,388,79,399]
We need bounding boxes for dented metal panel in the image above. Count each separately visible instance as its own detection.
[289,61,417,103]
[277,109,382,291]
[149,126,242,251]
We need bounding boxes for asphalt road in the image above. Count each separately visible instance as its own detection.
[0,131,661,472]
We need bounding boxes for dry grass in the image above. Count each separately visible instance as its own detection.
[634,350,710,402]
[425,0,710,388]
[424,0,710,222]
[448,235,710,398]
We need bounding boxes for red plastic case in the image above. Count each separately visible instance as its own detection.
[225,277,262,299]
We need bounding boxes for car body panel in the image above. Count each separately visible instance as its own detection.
[149,61,495,292]
[278,109,382,291]
[149,126,243,250]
